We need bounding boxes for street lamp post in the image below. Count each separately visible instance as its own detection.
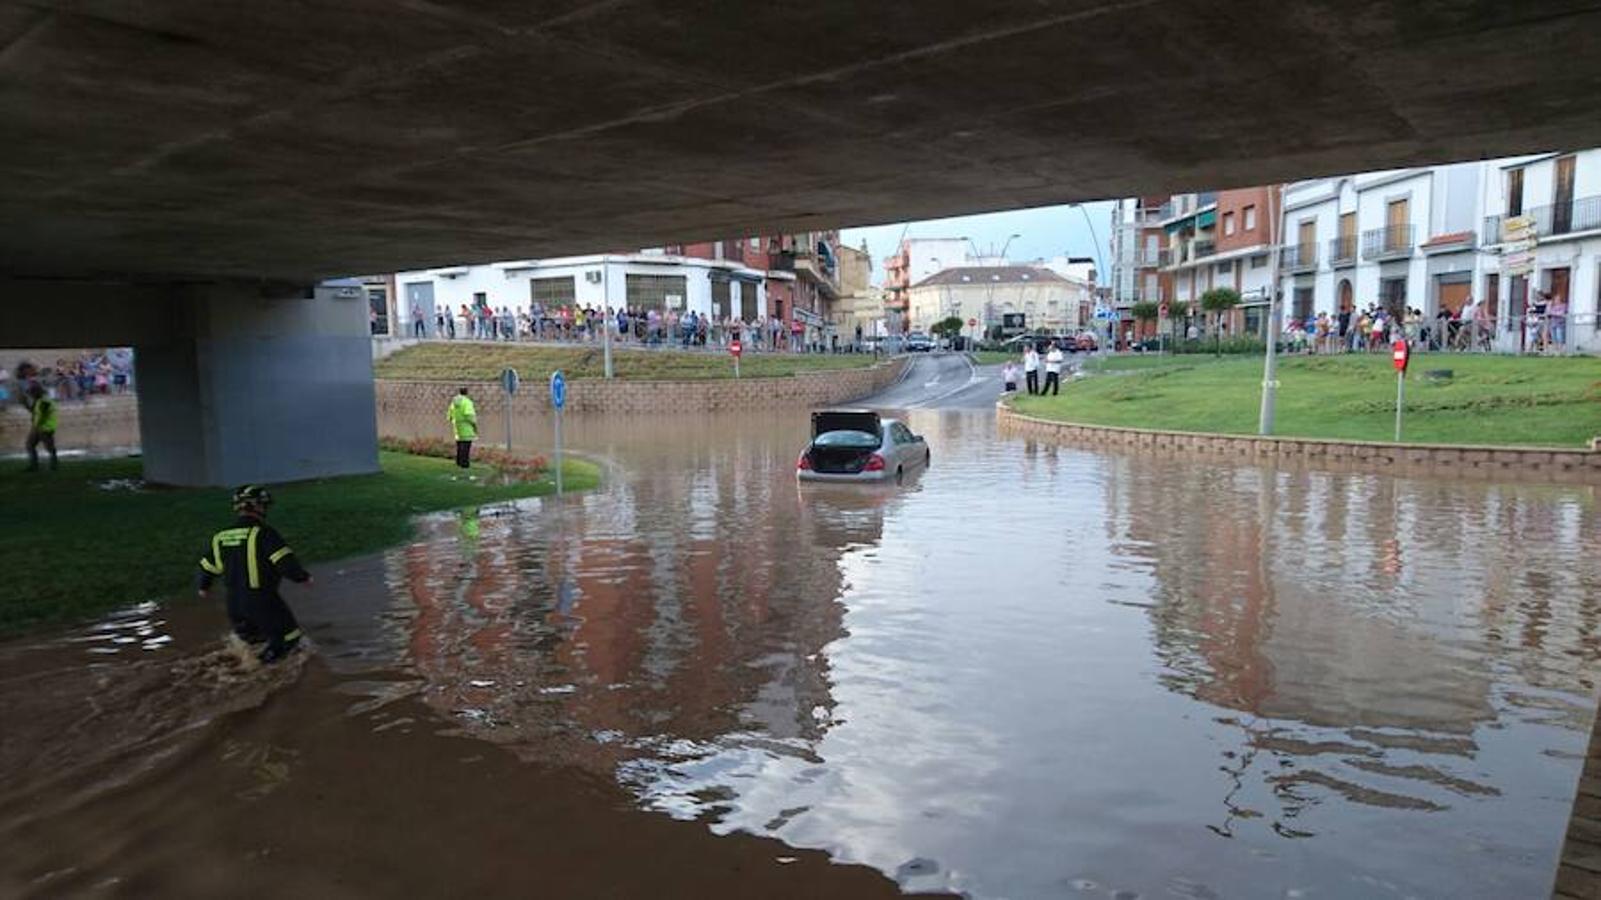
[1258,184,1285,434]
[602,256,614,379]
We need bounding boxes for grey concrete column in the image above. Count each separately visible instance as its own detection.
[133,282,379,486]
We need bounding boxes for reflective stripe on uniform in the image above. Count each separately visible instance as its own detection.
[268,546,293,565]
[199,556,223,575]
[282,629,302,642]
[246,526,261,589]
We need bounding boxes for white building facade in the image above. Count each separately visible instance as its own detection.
[1278,150,1601,352]
[394,253,774,337]
[905,266,1087,334]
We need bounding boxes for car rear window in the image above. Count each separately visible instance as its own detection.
[813,430,879,448]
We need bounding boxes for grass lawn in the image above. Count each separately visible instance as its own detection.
[376,342,881,381]
[969,351,1015,366]
[0,451,601,634]
[1013,353,1601,448]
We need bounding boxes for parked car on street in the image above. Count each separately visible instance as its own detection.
[797,410,930,483]
[905,332,934,352]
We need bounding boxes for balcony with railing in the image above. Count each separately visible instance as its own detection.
[1159,248,1176,268]
[1192,239,1216,259]
[1328,234,1357,267]
[1361,224,1415,261]
[1134,206,1165,227]
[1281,242,1318,272]
[1484,194,1601,244]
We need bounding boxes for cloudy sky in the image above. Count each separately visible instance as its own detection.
[840,200,1116,285]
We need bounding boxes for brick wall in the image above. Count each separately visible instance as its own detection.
[376,357,909,419]
[996,402,1601,485]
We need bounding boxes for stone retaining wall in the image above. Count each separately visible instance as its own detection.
[1,394,140,454]
[376,357,909,418]
[997,402,1601,485]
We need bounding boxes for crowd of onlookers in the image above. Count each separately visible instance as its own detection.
[407,303,861,352]
[2,349,134,405]
[1277,292,1575,355]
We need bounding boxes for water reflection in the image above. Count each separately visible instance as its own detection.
[362,406,1600,898]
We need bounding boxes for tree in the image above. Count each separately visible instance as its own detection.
[930,315,965,342]
[1129,301,1160,349]
[1166,299,1191,343]
[1200,288,1242,355]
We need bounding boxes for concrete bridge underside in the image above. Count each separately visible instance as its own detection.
[6,0,1601,485]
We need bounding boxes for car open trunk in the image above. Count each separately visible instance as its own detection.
[809,411,881,474]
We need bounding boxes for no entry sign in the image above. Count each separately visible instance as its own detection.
[1392,339,1409,372]
[730,340,742,358]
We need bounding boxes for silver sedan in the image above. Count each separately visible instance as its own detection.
[796,410,930,483]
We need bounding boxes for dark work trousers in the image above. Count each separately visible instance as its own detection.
[1026,370,1039,394]
[26,429,57,470]
[413,319,425,337]
[1043,371,1061,396]
[455,440,472,468]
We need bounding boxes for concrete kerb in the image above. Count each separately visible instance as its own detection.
[995,398,1601,485]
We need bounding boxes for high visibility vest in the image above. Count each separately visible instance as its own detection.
[31,396,57,433]
[447,395,477,440]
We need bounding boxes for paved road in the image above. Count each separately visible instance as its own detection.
[860,352,1003,410]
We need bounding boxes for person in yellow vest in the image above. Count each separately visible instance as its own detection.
[447,386,477,468]
[24,383,58,472]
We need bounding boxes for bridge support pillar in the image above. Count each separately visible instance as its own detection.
[130,282,379,487]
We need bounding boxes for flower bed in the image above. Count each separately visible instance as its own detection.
[378,436,549,481]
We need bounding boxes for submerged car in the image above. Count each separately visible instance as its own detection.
[797,410,929,483]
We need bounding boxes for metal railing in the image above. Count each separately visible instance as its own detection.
[1159,248,1176,267]
[1328,234,1357,266]
[1193,239,1216,259]
[1484,194,1601,243]
[1281,242,1318,271]
[1361,224,1415,260]
[1290,312,1599,355]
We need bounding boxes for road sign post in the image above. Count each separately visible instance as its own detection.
[550,370,566,495]
[499,367,520,453]
[730,339,742,378]
[1392,339,1409,442]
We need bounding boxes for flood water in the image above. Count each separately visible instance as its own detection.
[4,407,1600,898]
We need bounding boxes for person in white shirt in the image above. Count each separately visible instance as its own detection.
[1022,345,1040,395]
[1042,341,1065,395]
[1001,361,1019,392]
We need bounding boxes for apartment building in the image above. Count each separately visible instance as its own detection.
[1110,196,1167,319]
[883,237,973,318]
[1279,149,1600,352]
[1481,150,1601,352]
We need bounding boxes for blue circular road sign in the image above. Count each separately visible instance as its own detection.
[550,370,566,410]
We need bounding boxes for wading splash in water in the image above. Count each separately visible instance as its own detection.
[196,485,314,663]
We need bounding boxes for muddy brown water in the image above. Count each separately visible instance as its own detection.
[3,409,1599,898]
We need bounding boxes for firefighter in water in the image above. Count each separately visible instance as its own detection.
[196,485,313,663]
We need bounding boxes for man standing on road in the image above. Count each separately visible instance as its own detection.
[197,485,313,664]
[1042,341,1064,396]
[1023,344,1040,395]
[447,387,477,469]
[23,383,57,471]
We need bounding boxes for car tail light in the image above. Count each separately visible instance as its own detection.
[797,452,813,471]
[863,453,886,472]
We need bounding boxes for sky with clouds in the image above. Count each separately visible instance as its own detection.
[840,200,1116,286]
